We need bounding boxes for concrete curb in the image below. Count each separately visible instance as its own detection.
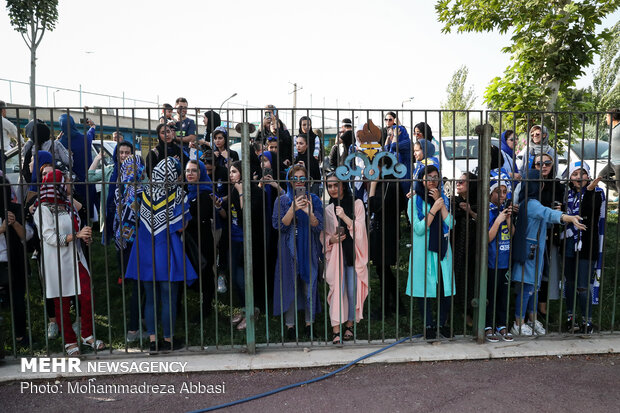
[1,335,618,383]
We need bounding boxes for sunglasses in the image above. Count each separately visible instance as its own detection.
[291,176,307,181]
[534,160,553,167]
[385,117,394,122]
[456,180,466,185]
[267,136,277,142]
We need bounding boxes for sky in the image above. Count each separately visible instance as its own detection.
[1,0,618,123]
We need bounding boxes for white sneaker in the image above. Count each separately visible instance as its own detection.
[528,320,546,335]
[47,322,59,340]
[511,322,533,336]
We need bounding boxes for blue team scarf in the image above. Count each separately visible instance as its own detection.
[414,165,449,260]
[285,180,314,283]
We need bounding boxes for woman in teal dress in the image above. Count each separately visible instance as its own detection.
[406,165,454,339]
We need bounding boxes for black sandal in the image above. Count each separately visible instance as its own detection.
[343,325,354,341]
[332,332,341,344]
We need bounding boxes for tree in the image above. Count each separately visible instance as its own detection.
[7,0,59,112]
[435,0,620,116]
[592,21,620,111]
[440,65,477,136]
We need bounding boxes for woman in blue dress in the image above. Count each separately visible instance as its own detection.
[125,157,197,352]
[272,164,323,341]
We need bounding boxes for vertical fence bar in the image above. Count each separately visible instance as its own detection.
[241,112,256,354]
[475,123,492,343]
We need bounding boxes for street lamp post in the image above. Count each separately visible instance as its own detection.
[401,97,414,108]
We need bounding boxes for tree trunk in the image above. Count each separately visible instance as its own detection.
[29,19,36,119]
[546,79,561,112]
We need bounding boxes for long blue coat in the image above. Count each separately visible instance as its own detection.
[406,196,455,298]
[511,199,563,288]
[272,194,323,317]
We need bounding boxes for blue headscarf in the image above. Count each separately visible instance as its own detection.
[29,150,53,192]
[413,139,439,179]
[512,169,542,264]
[187,160,213,202]
[500,131,514,159]
[58,113,94,213]
[414,165,450,260]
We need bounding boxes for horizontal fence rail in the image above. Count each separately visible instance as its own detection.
[0,107,618,359]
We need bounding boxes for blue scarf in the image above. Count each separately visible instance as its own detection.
[114,155,145,250]
[187,160,213,202]
[500,131,514,159]
[285,180,314,283]
[29,150,53,192]
[414,167,450,260]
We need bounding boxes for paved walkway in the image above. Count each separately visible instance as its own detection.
[1,334,618,382]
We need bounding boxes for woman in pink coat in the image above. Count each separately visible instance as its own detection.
[322,174,369,344]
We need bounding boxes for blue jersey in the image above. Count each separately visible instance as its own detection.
[488,204,511,269]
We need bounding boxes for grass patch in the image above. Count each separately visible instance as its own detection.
[2,211,619,355]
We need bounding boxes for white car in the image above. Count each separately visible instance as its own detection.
[439,136,500,181]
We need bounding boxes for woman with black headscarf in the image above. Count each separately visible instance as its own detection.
[368,169,401,317]
[406,165,454,339]
[323,174,369,344]
[451,171,478,327]
[146,123,189,178]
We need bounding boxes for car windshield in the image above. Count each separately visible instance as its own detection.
[442,138,498,160]
[571,141,609,160]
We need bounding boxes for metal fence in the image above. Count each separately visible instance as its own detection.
[0,106,618,359]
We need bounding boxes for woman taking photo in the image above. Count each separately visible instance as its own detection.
[406,165,454,339]
[323,174,369,344]
[34,170,104,355]
[272,165,323,341]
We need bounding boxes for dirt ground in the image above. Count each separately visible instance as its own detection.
[1,354,618,412]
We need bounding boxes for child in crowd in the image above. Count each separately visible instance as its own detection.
[486,169,515,342]
[563,161,605,334]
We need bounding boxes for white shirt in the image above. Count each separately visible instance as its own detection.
[1,117,18,152]
[0,216,34,262]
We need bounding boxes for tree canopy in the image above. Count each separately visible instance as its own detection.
[440,65,476,136]
[436,0,620,113]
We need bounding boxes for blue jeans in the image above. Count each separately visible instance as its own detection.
[344,266,357,322]
[514,282,536,320]
[564,256,594,321]
[230,240,245,305]
[143,281,179,338]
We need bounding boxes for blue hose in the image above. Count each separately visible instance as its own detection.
[187,335,421,413]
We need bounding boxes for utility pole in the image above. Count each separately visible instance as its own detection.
[288,81,303,131]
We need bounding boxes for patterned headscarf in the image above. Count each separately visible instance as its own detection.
[39,170,81,232]
[114,155,145,249]
[140,157,188,236]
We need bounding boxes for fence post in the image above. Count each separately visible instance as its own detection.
[240,115,256,354]
[474,123,492,343]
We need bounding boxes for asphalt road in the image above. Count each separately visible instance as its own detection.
[1,354,618,412]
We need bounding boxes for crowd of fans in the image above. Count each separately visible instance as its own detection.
[0,99,619,354]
